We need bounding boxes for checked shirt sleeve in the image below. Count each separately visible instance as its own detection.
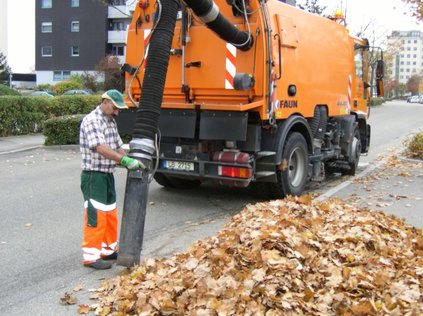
[83,117,106,150]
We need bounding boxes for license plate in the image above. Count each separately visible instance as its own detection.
[163,160,194,171]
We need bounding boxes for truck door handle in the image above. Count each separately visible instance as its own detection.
[185,61,201,68]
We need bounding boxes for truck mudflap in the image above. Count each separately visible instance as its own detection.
[155,151,254,187]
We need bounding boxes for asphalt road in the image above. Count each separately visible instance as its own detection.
[0,100,422,315]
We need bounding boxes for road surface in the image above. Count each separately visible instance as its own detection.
[0,100,422,315]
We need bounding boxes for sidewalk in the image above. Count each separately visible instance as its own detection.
[315,154,423,229]
[0,133,45,155]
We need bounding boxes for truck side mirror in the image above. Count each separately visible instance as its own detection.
[375,60,384,80]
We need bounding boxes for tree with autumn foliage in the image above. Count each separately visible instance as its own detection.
[401,0,423,20]
[406,74,421,95]
[95,55,124,92]
[384,79,400,98]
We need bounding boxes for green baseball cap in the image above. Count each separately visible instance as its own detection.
[102,89,127,109]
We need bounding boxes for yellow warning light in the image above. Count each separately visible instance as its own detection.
[333,8,344,19]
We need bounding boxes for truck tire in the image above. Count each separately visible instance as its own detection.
[153,173,174,188]
[168,176,201,189]
[342,126,361,176]
[270,132,309,198]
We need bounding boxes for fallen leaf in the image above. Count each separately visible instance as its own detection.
[73,284,84,292]
[77,304,90,314]
[60,292,77,305]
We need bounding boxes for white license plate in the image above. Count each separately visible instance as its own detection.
[163,160,194,171]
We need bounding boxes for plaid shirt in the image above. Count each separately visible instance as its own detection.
[79,106,123,173]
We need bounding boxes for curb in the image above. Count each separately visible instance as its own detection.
[0,144,80,155]
[0,145,43,156]
[313,158,388,203]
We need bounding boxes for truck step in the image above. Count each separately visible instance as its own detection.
[256,151,276,158]
[255,171,275,178]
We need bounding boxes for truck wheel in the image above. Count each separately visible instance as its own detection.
[342,126,361,176]
[167,176,201,189]
[153,173,174,188]
[270,132,309,198]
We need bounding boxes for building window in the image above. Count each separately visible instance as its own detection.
[111,44,125,56]
[71,46,80,56]
[406,69,410,72]
[413,54,417,58]
[41,46,52,57]
[407,61,410,65]
[71,21,80,32]
[109,21,125,31]
[413,61,417,65]
[71,0,79,7]
[41,0,52,8]
[53,71,71,81]
[407,54,411,58]
[41,22,52,33]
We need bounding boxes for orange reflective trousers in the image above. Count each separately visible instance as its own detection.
[80,171,118,264]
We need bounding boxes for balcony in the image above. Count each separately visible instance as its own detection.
[108,5,130,19]
[108,30,128,44]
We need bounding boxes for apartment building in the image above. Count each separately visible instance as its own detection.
[387,30,423,84]
[35,0,295,86]
[35,0,135,85]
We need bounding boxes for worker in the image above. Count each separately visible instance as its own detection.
[79,89,143,269]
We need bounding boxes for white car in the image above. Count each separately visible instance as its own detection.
[408,95,420,103]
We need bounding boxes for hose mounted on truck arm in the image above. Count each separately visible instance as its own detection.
[119,0,254,267]
[183,0,254,51]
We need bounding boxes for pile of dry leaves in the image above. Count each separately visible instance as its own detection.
[91,197,423,315]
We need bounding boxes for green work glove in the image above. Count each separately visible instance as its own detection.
[120,156,143,170]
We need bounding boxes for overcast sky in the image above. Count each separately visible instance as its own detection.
[6,0,422,73]
[317,0,421,39]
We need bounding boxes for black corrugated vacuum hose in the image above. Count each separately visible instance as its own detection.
[184,0,253,51]
[129,0,180,163]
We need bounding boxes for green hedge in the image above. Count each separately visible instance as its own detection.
[44,114,85,145]
[0,96,46,136]
[371,97,385,106]
[0,84,21,96]
[0,95,101,136]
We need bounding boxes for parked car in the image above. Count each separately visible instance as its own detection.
[408,95,421,103]
[419,95,423,104]
[62,89,91,95]
[29,90,54,97]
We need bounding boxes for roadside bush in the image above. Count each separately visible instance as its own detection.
[370,97,384,106]
[44,114,85,145]
[0,84,20,96]
[0,96,46,136]
[47,95,100,117]
[0,95,100,136]
[403,131,423,160]
[52,81,82,95]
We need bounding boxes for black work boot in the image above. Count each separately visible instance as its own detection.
[102,252,118,260]
[84,259,113,270]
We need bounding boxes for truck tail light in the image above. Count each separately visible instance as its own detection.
[218,166,252,179]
